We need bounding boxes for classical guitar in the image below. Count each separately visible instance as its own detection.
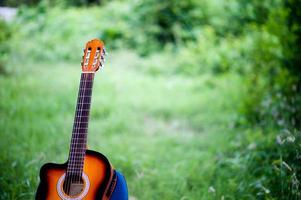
[36,39,128,200]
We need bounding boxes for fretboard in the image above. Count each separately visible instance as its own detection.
[66,73,95,177]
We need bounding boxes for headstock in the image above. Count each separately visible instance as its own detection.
[81,39,106,73]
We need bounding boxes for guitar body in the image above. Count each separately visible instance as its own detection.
[36,150,115,200]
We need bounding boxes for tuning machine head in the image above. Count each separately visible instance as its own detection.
[81,39,106,72]
[99,47,106,69]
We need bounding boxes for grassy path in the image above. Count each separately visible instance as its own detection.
[0,51,243,199]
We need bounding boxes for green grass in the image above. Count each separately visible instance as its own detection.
[0,50,245,199]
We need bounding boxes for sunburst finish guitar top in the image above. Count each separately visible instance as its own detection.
[36,39,127,200]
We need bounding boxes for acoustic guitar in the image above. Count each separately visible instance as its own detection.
[36,39,128,200]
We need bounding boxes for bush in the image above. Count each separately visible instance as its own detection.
[0,19,12,74]
[12,2,134,62]
[240,0,301,130]
[174,27,256,75]
[215,128,301,199]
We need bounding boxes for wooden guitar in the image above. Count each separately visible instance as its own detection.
[36,39,128,200]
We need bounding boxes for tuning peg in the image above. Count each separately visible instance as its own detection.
[99,62,104,70]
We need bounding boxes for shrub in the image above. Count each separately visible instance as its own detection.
[0,19,12,74]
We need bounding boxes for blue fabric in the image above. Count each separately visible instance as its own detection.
[110,171,128,200]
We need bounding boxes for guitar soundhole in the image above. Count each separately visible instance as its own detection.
[63,175,84,196]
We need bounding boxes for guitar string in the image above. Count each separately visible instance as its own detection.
[65,73,82,194]
[72,74,93,184]
[78,74,94,182]
[72,73,89,186]
[66,73,87,194]
[74,74,93,183]
[68,106,88,170]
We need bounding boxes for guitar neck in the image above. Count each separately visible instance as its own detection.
[67,72,95,176]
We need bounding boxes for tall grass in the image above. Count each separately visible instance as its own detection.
[0,0,300,199]
[0,50,246,199]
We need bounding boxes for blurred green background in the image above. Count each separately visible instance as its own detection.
[0,0,300,199]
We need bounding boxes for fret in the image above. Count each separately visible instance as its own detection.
[68,163,84,166]
[69,157,85,162]
[68,156,85,161]
[67,168,84,173]
[71,135,87,139]
[73,120,89,124]
[79,80,94,83]
[78,87,93,90]
[69,142,86,146]
[72,131,87,133]
[68,161,85,164]
[75,110,90,115]
[71,137,87,141]
[73,117,89,121]
[69,153,85,157]
[67,168,84,172]
[69,150,85,154]
[68,161,84,165]
[76,103,91,108]
[77,102,91,104]
[78,94,92,97]
[72,132,87,135]
[69,151,85,156]
[68,158,85,162]
[75,116,89,119]
[67,163,84,168]
[66,171,83,176]
[69,151,86,154]
[69,156,85,160]
[71,135,87,138]
[76,109,91,112]
[74,117,89,121]
[71,134,87,137]
[77,98,92,103]
[73,126,88,129]
[73,121,89,124]
[71,134,87,138]
[66,170,83,173]
[74,115,89,119]
[78,91,92,96]
[69,142,87,146]
[68,162,84,166]
[76,104,91,109]
[72,128,88,131]
[68,164,84,168]
[69,144,86,148]
[73,124,88,128]
[66,170,84,174]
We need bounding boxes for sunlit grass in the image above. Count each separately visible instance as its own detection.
[0,51,244,199]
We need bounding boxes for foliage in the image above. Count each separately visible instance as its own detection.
[0,0,102,7]
[1,0,301,199]
[215,128,301,199]
[0,0,40,7]
[11,2,137,62]
[240,1,301,128]
[0,58,242,199]
[0,19,11,74]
